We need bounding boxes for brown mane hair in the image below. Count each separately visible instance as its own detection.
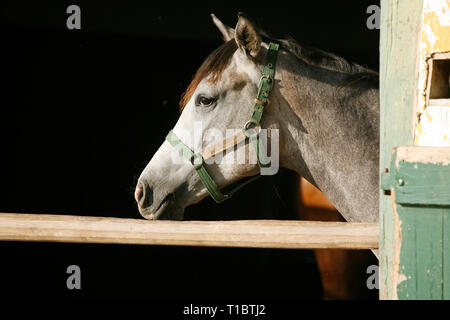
[179,39,238,111]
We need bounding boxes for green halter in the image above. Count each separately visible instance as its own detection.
[166,42,279,203]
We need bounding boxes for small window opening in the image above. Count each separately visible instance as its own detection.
[427,53,450,106]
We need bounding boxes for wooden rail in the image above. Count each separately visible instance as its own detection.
[0,213,379,249]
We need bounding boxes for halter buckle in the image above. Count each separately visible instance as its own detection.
[261,74,273,82]
[243,121,261,138]
[260,75,273,89]
[254,98,267,106]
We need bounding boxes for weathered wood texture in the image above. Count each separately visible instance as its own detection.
[0,213,379,249]
[392,147,450,206]
[379,0,423,299]
[389,147,450,299]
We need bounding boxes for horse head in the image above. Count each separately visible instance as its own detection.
[135,13,281,220]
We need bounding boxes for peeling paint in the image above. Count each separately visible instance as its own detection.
[415,0,450,146]
[391,192,405,300]
[417,124,423,134]
[396,146,450,166]
[417,106,450,146]
[424,0,450,26]
[423,23,439,48]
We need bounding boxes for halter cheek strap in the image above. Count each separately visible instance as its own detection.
[166,130,260,203]
[244,42,279,168]
[245,42,279,131]
[166,42,279,203]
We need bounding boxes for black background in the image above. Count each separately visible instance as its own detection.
[1,0,379,301]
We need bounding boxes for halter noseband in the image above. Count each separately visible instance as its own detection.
[166,42,279,203]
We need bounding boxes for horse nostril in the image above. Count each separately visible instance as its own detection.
[135,182,154,208]
[134,187,143,203]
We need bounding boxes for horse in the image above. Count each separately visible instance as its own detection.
[135,12,379,223]
[134,13,380,297]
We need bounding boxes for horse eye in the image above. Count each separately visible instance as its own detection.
[196,95,215,107]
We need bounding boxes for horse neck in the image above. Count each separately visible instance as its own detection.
[273,53,380,223]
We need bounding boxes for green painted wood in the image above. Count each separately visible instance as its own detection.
[393,160,450,206]
[396,206,444,299]
[444,211,450,299]
[387,147,450,299]
[379,0,424,299]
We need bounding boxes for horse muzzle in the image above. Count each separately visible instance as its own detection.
[135,184,184,220]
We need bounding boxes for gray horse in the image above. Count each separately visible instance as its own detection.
[135,13,379,225]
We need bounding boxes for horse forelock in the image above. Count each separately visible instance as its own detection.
[179,40,238,111]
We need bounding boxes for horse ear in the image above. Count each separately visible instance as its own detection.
[234,12,261,58]
[211,13,234,42]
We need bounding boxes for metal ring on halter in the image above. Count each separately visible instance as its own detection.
[190,153,204,169]
[261,74,273,83]
[243,121,261,138]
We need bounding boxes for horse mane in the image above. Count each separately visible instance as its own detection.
[267,35,378,83]
[276,37,360,73]
[179,33,378,111]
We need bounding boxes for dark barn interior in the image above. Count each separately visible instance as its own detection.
[1,0,379,300]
